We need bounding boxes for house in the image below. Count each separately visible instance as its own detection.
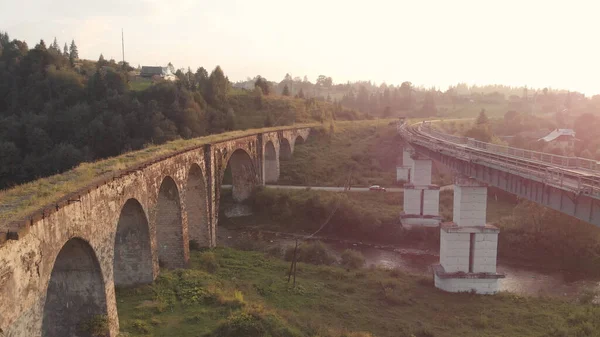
[140,66,176,81]
[538,129,577,148]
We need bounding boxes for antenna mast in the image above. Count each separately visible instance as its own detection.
[121,28,125,65]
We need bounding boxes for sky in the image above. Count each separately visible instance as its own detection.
[3,0,600,95]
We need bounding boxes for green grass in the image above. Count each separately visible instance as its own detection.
[129,79,153,91]
[278,119,403,187]
[0,123,317,229]
[116,248,600,337]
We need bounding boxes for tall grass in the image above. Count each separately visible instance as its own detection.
[116,247,600,337]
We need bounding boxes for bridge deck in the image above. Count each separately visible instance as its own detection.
[402,122,600,199]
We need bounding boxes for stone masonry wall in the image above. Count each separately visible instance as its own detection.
[0,127,311,336]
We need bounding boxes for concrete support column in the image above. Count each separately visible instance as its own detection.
[433,176,504,294]
[399,155,441,227]
[412,156,432,186]
[396,147,414,183]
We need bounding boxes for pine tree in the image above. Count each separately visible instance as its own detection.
[298,88,305,99]
[69,39,78,66]
[51,37,60,51]
[476,109,489,125]
[282,84,290,96]
[205,65,229,106]
[63,43,69,56]
[36,39,47,50]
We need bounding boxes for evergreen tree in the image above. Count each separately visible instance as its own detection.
[69,39,78,66]
[254,76,271,95]
[51,37,60,52]
[298,88,305,99]
[36,39,47,50]
[63,43,69,56]
[205,65,228,106]
[476,109,489,125]
[282,84,290,96]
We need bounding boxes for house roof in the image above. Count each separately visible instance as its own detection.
[140,66,165,76]
[538,129,576,142]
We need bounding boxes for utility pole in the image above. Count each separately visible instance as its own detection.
[121,28,125,66]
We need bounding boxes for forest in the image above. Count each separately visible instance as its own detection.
[0,32,355,189]
[3,29,600,189]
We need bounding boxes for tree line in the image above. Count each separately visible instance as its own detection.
[0,32,345,189]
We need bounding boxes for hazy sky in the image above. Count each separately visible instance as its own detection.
[3,0,600,94]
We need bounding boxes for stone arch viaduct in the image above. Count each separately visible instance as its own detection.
[0,127,310,337]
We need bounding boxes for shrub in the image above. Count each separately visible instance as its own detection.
[131,319,150,334]
[284,241,336,266]
[199,251,220,273]
[340,249,365,269]
[78,314,110,337]
[208,305,302,337]
[189,240,201,251]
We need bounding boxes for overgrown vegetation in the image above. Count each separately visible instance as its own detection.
[277,120,451,187]
[0,123,315,227]
[0,31,358,190]
[116,248,600,336]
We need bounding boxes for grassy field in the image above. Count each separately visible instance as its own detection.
[278,119,454,188]
[116,248,600,337]
[129,79,154,91]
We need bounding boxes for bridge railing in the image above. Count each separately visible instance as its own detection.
[399,121,600,196]
[418,122,600,173]
[465,137,599,171]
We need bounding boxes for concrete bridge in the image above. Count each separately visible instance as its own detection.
[0,127,310,336]
[397,120,600,294]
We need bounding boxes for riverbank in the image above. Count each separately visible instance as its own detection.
[116,247,600,337]
[231,186,600,278]
[217,226,600,299]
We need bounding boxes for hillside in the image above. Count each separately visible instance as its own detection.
[278,120,452,188]
[0,32,360,190]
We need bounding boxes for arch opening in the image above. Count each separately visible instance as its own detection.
[114,198,153,286]
[224,149,257,202]
[264,141,279,183]
[280,138,292,160]
[295,135,305,147]
[156,176,185,268]
[42,238,108,337]
[186,164,210,248]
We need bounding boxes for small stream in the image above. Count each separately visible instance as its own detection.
[218,227,600,299]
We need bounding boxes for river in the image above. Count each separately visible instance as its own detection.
[218,227,600,300]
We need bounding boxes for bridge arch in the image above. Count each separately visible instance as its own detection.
[264,140,279,183]
[185,163,210,248]
[223,148,258,202]
[294,135,305,147]
[113,198,153,286]
[42,238,108,337]
[280,138,292,160]
[156,176,186,268]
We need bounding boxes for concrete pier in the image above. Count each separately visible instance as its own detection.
[400,154,441,227]
[396,147,414,183]
[433,176,504,294]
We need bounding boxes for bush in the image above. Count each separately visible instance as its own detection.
[340,249,365,269]
[78,314,110,337]
[208,305,302,337]
[189,240,201,251]
[199,251,220,273]
[284,241,336,266]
